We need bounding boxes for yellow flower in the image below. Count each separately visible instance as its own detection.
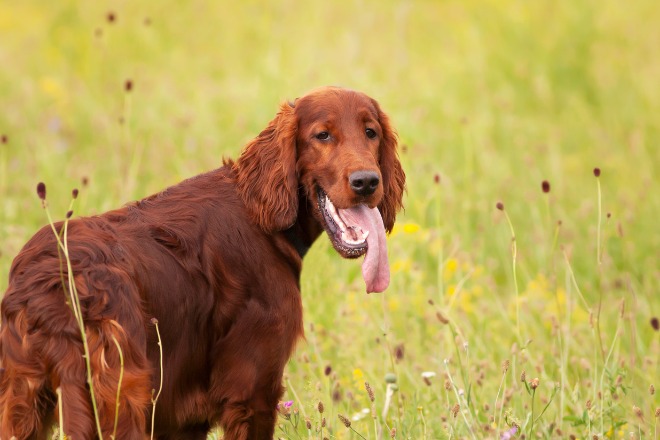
[443,258,458,281]
[353,368,365,388]
[391,258,412,274]
[402,223,421,234]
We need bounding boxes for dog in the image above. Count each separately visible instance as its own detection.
[0,86,405,439]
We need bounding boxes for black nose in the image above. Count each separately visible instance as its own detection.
[349,170,380,196]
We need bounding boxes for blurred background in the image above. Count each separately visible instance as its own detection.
[1,0,658,438]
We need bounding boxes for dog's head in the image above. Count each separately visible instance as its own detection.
[234,87,405,292]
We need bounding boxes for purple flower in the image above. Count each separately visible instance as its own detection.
[501,425,518,440]
[277,400,294,410]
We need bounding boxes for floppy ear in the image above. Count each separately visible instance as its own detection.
[373,101,406,233]
[234,102,298,233]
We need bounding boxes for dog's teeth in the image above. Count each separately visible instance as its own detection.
[341,228,367,246]
[362,230,369,240]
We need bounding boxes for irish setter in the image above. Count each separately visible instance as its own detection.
[0,87,405,439]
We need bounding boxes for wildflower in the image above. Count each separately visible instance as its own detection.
[276,400,293,419]
[365,382,375,402]
[651,317,659,331]
[125,79,133,92]
[421,371,436,379]
[530,378,540,390]
[520,370,526,383]
[332,386,342,403]
[541,180,551,193]
[107,12,116,23]
[317,401,324,414]
[72,188,79,199]
[650,384,655,395]
[66,210,73,219]
[451,403,460,418]
[502,360,510,374]
[390,427,396,438]
[36,182,46,200]
[324,365,332,376]
[633,405,643,419]
[435,311,449,324]
[501,425,518,440]
[496,202,504,211]
[338,414,351,427]
[593,167,601,177]
[394,344,404,361]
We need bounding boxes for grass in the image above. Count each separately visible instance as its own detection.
[1,0,659,438]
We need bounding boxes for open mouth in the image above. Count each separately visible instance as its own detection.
[317,187,368,258]
[314,186,391,293]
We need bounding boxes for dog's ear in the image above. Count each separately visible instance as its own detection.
[234,102,298,233]
[373,100,406,233]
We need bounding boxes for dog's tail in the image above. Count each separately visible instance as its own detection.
[0,281,151,439]
[0,293,60,439]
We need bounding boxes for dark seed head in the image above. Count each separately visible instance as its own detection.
[338,414,351,428]
[542,180,551,193]
[81,176,89,187]
[72,188,79,199]
[434,174,441,184]
[496,202,504,211]
[324,365,332,376]
[66,210,73,219]
[1,135,7,143]
[151,317,159,325]
[593,167,601,177]
[651,317,659,331]
[107,12,116,23]
[125,79,133,92]
[394,344,405,361]
[37,182,46,200]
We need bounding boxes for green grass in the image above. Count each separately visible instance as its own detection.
[1,0,659,438]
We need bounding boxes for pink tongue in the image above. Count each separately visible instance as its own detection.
[338,205,390,293]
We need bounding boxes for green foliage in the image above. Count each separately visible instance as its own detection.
[1,0,658,438]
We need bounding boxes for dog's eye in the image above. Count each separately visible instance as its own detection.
[315,132,330,141]
[365,128,377,139]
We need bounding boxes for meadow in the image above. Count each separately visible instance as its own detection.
[0,0,658,438]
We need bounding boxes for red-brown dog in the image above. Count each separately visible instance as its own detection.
[0,87,405,439]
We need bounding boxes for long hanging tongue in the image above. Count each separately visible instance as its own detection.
[338,205,390,293]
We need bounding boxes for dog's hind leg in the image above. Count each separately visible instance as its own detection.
[0,311,56,439]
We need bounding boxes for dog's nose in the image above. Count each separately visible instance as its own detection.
[349,170,380,196]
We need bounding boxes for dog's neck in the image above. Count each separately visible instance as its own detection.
[282,193,323,259]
